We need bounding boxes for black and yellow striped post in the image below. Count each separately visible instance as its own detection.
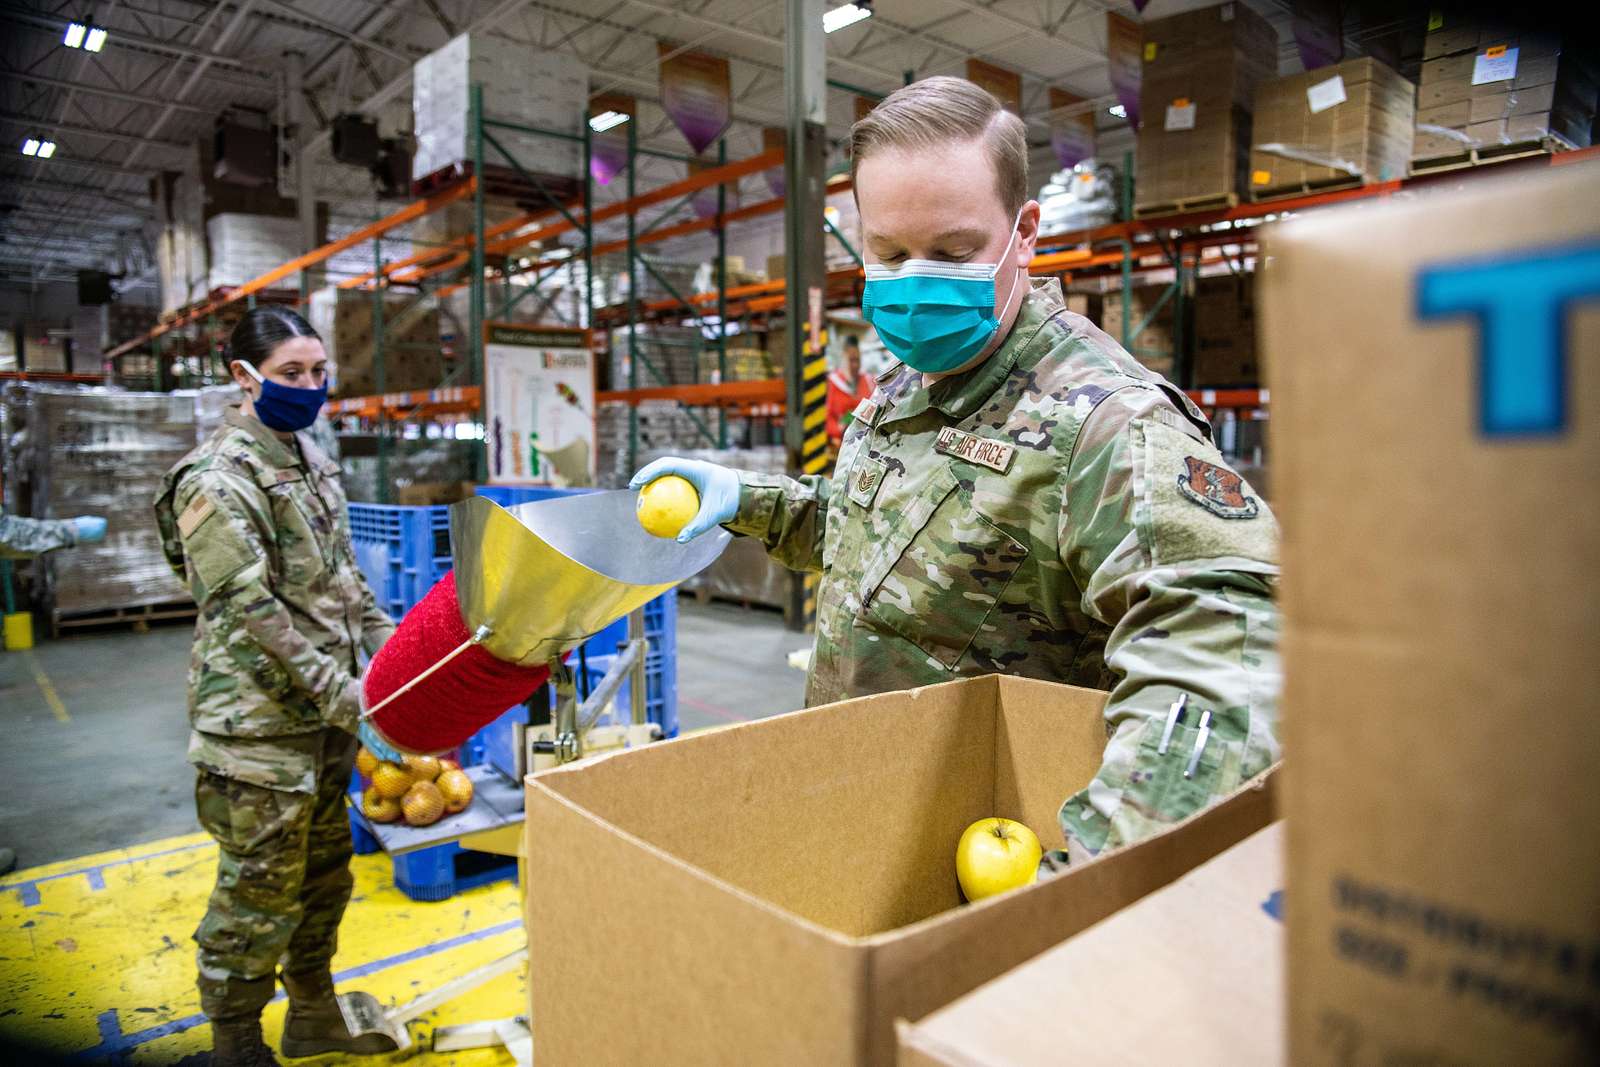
[799,328,830,631]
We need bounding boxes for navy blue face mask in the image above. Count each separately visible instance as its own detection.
[239,360,328,433]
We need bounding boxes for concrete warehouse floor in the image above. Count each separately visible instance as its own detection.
[0,597,810,868]
[0,596,808,1064]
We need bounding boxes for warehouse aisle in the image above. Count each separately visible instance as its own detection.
[1,596,809,1060]
[0,832,526,1064]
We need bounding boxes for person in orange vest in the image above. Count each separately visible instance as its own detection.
[825,334,875,450]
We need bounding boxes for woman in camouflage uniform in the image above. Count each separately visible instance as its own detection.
[155,307,395,1066]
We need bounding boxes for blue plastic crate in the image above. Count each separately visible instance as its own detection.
[348,503,452,618]
[473,485,597,507]
[390,841,519,902]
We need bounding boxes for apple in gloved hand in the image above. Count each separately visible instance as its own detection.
[955,818,1042,902]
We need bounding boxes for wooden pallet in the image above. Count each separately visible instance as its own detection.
[1250,174,1365,203]
[410,161,582,209]
[1410,135,1573,176]
[1133,192,1240,219]
[53,600,197,636]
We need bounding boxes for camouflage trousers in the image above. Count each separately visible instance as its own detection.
[193,728,357,1021]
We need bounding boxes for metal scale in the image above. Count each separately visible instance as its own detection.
[341,490,729,1061]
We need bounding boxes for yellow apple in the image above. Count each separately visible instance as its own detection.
[955,817,1042,902]
[636,475,700,539]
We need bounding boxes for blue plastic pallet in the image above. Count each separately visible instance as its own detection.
[390,840,519,902]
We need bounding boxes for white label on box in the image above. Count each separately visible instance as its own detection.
[1472,45,1519,85]
[1165,102,1197,131]
[1306,74,1348,114]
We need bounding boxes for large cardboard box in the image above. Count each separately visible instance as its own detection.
[1100,284,1177,379]
[1262,160,1600,1063]
[525,675,1278,1065]
[1135,2,1278,213]
[898,821,1285,1066]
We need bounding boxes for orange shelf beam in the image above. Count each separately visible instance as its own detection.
[105,178,480,360]
[598,379,786,408]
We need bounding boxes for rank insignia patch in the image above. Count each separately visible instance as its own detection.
[1176,456,1259,519]
[848,456,887,508]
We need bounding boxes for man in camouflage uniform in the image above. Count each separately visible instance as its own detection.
[156,404,394,1063]
[0,512,99,558]
[635,77,1279,861]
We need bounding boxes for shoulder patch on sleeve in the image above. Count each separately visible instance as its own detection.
[1137,420,1278,567]
[177,494,217,538]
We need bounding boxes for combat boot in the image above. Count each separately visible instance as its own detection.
[279,967,399,1057]
[210,1015,282,1067]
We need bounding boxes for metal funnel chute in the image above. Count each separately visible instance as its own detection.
[450,491,730,666]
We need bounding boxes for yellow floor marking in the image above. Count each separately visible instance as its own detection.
[25,650,70,723]
[1,831,528,1065]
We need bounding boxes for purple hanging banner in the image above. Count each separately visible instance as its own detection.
[1049,88,1096,169]
[763,127,786,199]
[659,45,732,154]
[690,157,739,221]
[1292,0,1344,71]
[1131,0,1150,10]
[588,93,634,186]
[1107,12,1142,130]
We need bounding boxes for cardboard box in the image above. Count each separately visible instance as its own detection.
[1262,160,1600,1064]
[1100,284,1176,378]
[1135,2,1278,211]
[525,675,1279,1065]
[1251,57,1416,196]
[898,822,1285,1066]
[394,480,477,506]
[1193,272,1259,386]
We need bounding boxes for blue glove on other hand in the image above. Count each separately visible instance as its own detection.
[358,719,405,763]
[628,457,741,543]
[73,516,107,543]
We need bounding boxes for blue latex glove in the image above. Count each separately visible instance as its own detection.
[628,457,741,544]
[358,719,404,763]
[73,516,107,543]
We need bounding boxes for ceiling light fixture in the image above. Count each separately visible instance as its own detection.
[589,110,630,133]
[21,137,57,158]
[64,18,108,51]
[823,2,872,34]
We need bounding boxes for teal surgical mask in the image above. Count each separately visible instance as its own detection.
[861,209,1025,375]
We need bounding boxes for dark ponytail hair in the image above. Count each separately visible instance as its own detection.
[227,305,321,367]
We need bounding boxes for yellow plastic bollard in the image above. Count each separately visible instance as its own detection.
[3,611,34,651]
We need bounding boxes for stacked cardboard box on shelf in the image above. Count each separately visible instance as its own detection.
[1135,2,1278,215]
[205,214,304,293]
[1415,21,1597,161]
[308,287,447,398]
[608,324,700,391]
[1192,272,1259,386]
[698,346,774,383]
[1250,58,1415,199]
[411,32,587,184]
[1101,284,1177,379]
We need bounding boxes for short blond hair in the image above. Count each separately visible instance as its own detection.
[850,76,1028,216]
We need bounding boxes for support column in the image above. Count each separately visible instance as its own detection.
[286,51,318,297]
[783,0,828,633]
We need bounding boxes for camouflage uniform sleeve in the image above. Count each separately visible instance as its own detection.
[0,511,79,559]
[1056,393,1281,858]
[724,469,833,574]
[172,470,363,734]
[356,582,395,659]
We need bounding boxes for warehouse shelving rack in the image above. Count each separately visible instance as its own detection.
[104,100,1600,482]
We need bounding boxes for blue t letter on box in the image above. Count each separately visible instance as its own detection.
[1417,243,1600,437]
